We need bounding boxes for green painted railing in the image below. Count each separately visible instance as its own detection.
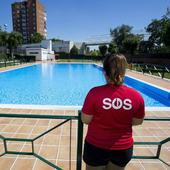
[128,63,170,79]
[133,117,170,167]
[0,111,83,170]
[0,112,170,169]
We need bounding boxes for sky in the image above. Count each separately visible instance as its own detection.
[0,0,170,42]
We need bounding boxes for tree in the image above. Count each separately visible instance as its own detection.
[108,43,118,54]
[0,31,8,46]
[110,24,142,54]
[8,31,22,58]
[70,45,78,55]
[146,8,170,50]
[90,49,100,56]
[99,45,107,56]
[30,32,44,43]
[146,19,164,48]
[52,38,62,42]
[0,31,9,59]
[123,34,143,55]
[110,25,133,52]
[163,23,170,47]
[138,40,153,53]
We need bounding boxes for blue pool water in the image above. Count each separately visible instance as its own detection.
[0,64,169,107]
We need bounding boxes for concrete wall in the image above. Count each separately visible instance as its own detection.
[26,48,54,61]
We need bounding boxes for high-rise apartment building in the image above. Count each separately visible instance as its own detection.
[12,0,47,43]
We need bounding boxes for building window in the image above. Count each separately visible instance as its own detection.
[29,52,39,54]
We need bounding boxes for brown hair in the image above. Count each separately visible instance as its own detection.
[103,54,127,85]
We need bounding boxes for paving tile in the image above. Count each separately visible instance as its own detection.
[31,126,48,135]
[0,118,12,124]
[10,158,35,170]
[60,135,77,146]
[21,143,33,153]
[0,138,4,154]
[43,134,60,145]
[0,157,16,170]
[2,125,20,133]
[133,127,154,137]
[47,126,62,135]
[57,160,76,170]
[53,110,65,115]
[10,119,25,125]
[159,148,170,163]
[141,162,167,170]
[58,146,77,160]
[36,119,50,126]
[33,159,56,170]
[12,133,31,139]
[17,125,34,134]
[49,119,64,126]
[133,146,155,156]
[7,142,24,152]
[62,126,77,136]
[147,128,167,137]
[0,108,12,113]
[126,162,144,170]
[65,110,77,116]
[39,146,58,159]
[23,119,38,125]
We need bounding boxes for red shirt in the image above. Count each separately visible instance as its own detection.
[82,84,145,150]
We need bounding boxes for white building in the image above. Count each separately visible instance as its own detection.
[52,40,74,53]
[21,40,55,61]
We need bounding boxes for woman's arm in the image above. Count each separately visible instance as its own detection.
[81,112,93,125]
[132,117,144,126]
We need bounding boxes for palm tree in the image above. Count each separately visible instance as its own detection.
[8,31,22,58]
[0,31,8,47]
[0,31,9,61]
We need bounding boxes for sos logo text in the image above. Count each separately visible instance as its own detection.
[102,98,132,110]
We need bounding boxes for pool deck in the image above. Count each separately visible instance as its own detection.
[0,62,170,170]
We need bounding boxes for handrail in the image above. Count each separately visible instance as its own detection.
[0,113,82,170]
[0,112,170,169]
[128,63,170,79]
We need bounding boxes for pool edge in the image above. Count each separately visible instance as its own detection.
[0,104,170,111]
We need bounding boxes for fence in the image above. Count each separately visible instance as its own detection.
[0,111,170,169]
[128,63,170,79]
[0,112,83,170]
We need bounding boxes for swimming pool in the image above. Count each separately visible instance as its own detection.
[0,63,170,109]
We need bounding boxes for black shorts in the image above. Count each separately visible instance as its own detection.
[83,140,133,167]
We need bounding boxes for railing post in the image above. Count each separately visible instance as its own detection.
[76,111,84,170]
[31,141,34,154]
[161,71,164,79]
[3,139,7,153]
[156,144,162,158]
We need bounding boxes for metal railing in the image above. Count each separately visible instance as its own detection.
[0,112,170,169]
[128,63,170,79]
[0,111,83,170]
[133,117,170,167]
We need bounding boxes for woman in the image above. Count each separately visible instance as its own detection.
[81,54,145,170]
